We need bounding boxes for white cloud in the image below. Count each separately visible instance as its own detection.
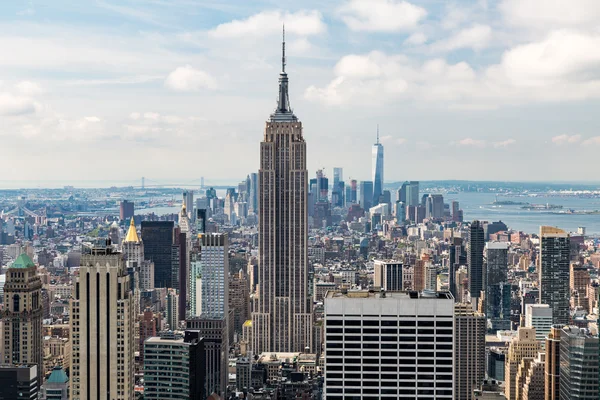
[396,138,407,145]
[15,81,43,96]
[208,10,325,38]
[500,0,600,29]
[552,134,582,144]
[582,137,600,146]
[404,32,427,46]
[338,0,427,32]
[288,38,312,53]
[0,92,38,116]
[431,24,492,52]
[493,138,516,148]
[416,141,432,150]
[164,65,217,92]
[379,134,393,143]
[456,138,486,147]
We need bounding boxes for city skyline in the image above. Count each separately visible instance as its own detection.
[2,1,600,182]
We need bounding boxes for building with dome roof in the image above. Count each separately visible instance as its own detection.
[43,365,68,399]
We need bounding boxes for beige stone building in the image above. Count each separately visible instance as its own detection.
[505,327,541,400]
[70,243,134,400]
[544,326,561,400]
[455,303,486,400]
[521,352,545,400]
[1,254,43,373]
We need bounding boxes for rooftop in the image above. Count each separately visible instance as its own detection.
[10,253,36,269]
[325,289,453,300]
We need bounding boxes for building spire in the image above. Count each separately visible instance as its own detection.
[282,24,286,73]
[377,124,380,144]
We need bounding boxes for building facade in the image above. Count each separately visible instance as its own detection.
[468,221,485,302]
[371,131,384,206]
[324,290,454,399]
[559,326,599,400]
[373,260,402,291]
[505,327,540,400]
[251,37,312,354]
[455,303,486,400]
[69,242,134,400]
[539,226,570,325]
[141,221,175,288]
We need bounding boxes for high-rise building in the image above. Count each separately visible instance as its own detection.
[505,327,540,400]
[251,34,312,354]
[521,352,546,400]
[69,242,134,400]
[570,263,590,312]
[43,366,69,400]
[183,191,194,220]
[138,309,157,365]
[323,290,454,399]
[248,172,258,214]
[332,167,344,207]
[186,318,227,397]
[468,221,485,302]
[0,365,39,400]
[119,200,134,221]
[455,303,486,400]
[372,128,384,206]
[525,304,553,344]
[559,326,599,399]
[405,181,420,207]
[141,221,175,288]
[486,242,511,332]
[359,180,374,210]
[143,330,205,400]
[1,254,43,371]
[166,289,179,330]
[373,260,402,291]
[545,326,561,400]
[122,217,154,293]
[425,194,444,219]
[229,270,250,336]
[539,226,570,325]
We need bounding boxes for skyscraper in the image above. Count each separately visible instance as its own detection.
[248,172,258,214]
[559,326,599,399]
[545,326,561,400]
[141,221,175,288]
[372,127,384,206]
[373,260,402,291]
[486,242,511,331]
[1,254,43,371]
[69,241,134,400]
[183,191,194,220]
[324,290,454,399]
[251,33,312,354]
[455,303,486,400]
[359,180,374,210]
[505,327,540,400]
[332,167,344,207]
[405,181,420,207]
[119,200,134,221]
[539,226,570,325]
[468,220,485,303]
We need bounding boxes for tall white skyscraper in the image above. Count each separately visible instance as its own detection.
[372,126,384,206]
[252,31,312,354]
[69,242,134,400]
[324,290,454,399]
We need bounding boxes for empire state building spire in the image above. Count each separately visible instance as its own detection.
[270,25,297,122]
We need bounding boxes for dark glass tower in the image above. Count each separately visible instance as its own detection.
[468,220,485,301]
[141,221,175,288]
[539,226,570,325]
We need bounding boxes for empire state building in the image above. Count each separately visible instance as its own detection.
[251,33,313,353]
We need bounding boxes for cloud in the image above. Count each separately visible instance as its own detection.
[404,32,427,46]
[164,65,217,92]
[416,141,431,150]
[493,138,517,148]
[15,81,43,96]
[552,134,582,144]
[338,0,427,32]
[396,138,407,145]
[456,138,486,147]
[431,24,492,52]
[379,134,393,143]
[208,10,325,38]
[500,0,600,29]
[0,92,38,116]
[582,137,600,146]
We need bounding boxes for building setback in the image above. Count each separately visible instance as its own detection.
[323,290,454,399]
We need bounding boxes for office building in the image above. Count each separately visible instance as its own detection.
[347,179,357,205]
[525,304,553,344]
[143,330,205,400]
[141,221,175,288]
[1,254,43,371]
[229,270,250,336]
[405,181,420,207]
[166,289,179,330]
[505,327,540,400]
[559,326,599,400]
[359,180,374,210]
[545,326,561,400]
[189,233,228,319]
[468,221,485,302]
[69,242,134,400]
[425,194,444,219]
[43,366,69,400]
[486,242,511,332]
[119,200,134,221]
[0,365,38,400]
[248,173,259,214]
[186,318,227,397]
[251,35,312,354]
[539,226,570,325]
[122,217,154,293]
[372,129,384,206]
[183,191,194,220]
[373,260,402,291]
[332,167,344,207]
[570,264,590,312]
[520,352,545,400]
[324,290,454,399]
[455,303,486,400]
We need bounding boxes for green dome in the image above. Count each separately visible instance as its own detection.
[47,366,69,384]
[10,253,35,269]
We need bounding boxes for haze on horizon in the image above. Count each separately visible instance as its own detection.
[1,0,600,183]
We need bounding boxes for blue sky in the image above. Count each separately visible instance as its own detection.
[2,0,600,185]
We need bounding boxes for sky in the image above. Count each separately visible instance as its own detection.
[2,0,600,186]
